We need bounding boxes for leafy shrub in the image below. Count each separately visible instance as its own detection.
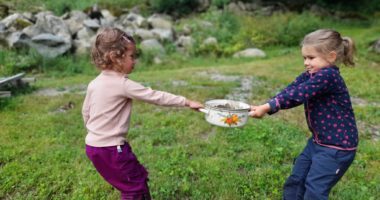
[236,12,324,48]
[211,0,231,9]
[149,0,199,17]
[3,0,143,16]
[277,12,324,46]
[190,10,241,56]
[315,0,380,15]
[178,11,325,57]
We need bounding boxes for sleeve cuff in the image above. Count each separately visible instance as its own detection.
[267,98,279,115]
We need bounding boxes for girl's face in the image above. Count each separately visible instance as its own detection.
[302,45,336,74]
[120,44,137,74]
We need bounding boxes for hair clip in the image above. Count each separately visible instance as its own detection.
[122,35,131,44]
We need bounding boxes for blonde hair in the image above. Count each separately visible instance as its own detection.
[91,27,135,73]
[301,29,356,66]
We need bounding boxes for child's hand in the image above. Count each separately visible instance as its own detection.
[249,103,271,118]
[185,99,204,111]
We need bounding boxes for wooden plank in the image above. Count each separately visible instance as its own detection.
[0,73,25,87]
[21,77,36,84]
[0,91,11,98]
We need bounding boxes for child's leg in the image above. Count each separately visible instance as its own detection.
[86,143,151,199]
[121,182,151,200]
[283,138,313,200]
[303,145,356,200]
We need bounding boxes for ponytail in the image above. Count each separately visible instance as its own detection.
[342,37,356,66]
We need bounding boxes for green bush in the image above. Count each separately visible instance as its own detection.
[0,0,143,16]
[177,11,325,57]
[149,0,199,17]
[211,0,231,9]
[235,12,324,48]
[277,12,324,46]
[189,10,241,56]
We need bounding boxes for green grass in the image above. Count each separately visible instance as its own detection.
[1,13,380,200]
[1,56,379,199]
[2,0,143,16]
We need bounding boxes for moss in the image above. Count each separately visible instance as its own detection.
[13,18,33,30]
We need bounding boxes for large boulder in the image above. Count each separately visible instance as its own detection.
[175,35,195,51]
[117,13,146,29]
[64,10,89,35]
[147,14,172,29]
[29,33,72,58]
[140,39,165,55]
[1,13,33,31]
[22,12,72,58]
[134,28,155,40]
[73,27,96,55]
[151,28,174,42]
[233,48,266,58]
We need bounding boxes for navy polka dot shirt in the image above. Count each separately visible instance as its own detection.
[268,66,358,150]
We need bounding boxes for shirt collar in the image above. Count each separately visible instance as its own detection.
[306,65,339,76]
[101,70,128,77]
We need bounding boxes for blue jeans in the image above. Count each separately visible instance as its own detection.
[283,138,356,200]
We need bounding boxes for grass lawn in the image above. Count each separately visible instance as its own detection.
[1,26,379,199]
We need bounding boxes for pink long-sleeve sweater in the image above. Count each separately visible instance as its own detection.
[82,70,187,147]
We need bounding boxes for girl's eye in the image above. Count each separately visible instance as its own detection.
[304,56,314,60]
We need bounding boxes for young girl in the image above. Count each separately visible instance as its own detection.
[249,29,358,200]
[82,27,203,200]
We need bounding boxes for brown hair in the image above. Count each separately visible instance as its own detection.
[301,29,356,66]
[91,27,135,73]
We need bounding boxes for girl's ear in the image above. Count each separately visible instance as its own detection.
[109,51,118,63]
[327,51,337,63]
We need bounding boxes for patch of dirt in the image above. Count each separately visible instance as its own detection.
[351,97,380,107]
[198,71,263,102]
[197,71,240,82]
[357,121,380,141]
[35,84,87,96]
[171,80,188,86]
[225,76,256,102]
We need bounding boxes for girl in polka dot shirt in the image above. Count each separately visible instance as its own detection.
[249,29,358,200]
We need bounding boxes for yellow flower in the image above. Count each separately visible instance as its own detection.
[222,114,240,126]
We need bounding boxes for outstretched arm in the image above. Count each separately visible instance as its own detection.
[124,79,203,110]
[267,68,337,114]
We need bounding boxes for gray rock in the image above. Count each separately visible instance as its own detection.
[147,14,172,29]
[176,35,195,50]
[64,10,88,35]
[203,37,218,46]
[140,39,165,54]
[372,39,380,53]
[83,19,100,29]
[233,48,266,58]
[30,33,71,58]
[135,28,155,40]
[151,28,174,42]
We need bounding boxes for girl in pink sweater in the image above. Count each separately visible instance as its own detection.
[82,27,203,200]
